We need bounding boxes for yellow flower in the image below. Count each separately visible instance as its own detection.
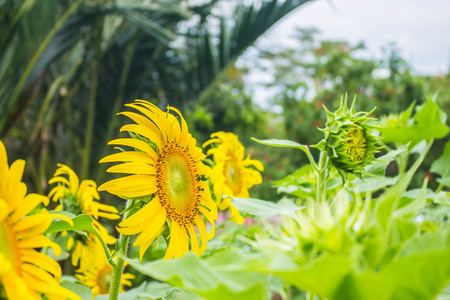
[48,164,119,267]
[75,240,134,298]
[99,100,217,260]
[0,141,80,300]
[203,132,264,224]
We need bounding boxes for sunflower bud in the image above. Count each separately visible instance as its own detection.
[315,95,382,178]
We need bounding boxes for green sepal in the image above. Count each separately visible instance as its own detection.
[317,94,383,177]
[129,131,159,153]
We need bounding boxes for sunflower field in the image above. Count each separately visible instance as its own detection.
[1,1,450,300]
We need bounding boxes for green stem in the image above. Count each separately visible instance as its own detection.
[109,200,132,300]
[0,0,84,133]
[97,232,115,268]
[301,145,318,172]
[436,183,444,193]
[109,236,129,300]
[316,151,328,203]
[397,150,409,175]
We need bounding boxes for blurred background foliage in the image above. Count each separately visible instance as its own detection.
[1,0,450,204]
[0,0,310,199]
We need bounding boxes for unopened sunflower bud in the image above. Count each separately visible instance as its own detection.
[315,95,382,178]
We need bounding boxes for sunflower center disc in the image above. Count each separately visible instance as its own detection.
[0,217,22,274]
[156,142,201,224]
[97,264,113,294]
[344,127,367,162]
[165,153,195,213]
[225,159,240,193]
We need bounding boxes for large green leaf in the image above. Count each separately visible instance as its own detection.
[126,248,268,300]
[336,230,450,300]
[93,281,200,300]
[365,144,409,176]
[60,281,92,300]
[272,165,317,199]
[230,197,301,221]
[380,98,449,148]
[251,138,316,167]
[257,253,353,299]
[45,212,110,260]
[375,140,430,237]
[251,138,309,151]
[431,140,450,187]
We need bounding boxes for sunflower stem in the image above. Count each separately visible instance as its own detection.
[109,201,132,300]
[316,151,328,204]
[436,183,444,193]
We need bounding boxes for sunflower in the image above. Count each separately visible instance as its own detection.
[75,239,134,298]
[0,141,80,300]
[98,99,217,260]
[203,132,264,224]
[314,95,382,180]
[48,164,119,267]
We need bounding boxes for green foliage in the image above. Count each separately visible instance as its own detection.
[3,2,450,299]
[126,249,269,300]
[93,281,199,300]
[45,211,111,261]
[380,97,449,148]
[224,102,450,299]
[230,197,301,221]
[233,148,450,299]
[59,281,92,300]
[431,140,450,187]
[0,0,311,196]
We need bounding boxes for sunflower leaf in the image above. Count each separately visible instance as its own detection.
[230,197,302,222]
[45,212,111,263]
[126,249,267,300]
[59,281,92,300]
[251,138,317,170]
[380,98,449,148]
[93,281,201,300]
[431,140,450,187]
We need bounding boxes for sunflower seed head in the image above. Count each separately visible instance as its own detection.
[314,95,383,180]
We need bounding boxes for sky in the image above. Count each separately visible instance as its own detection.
[269,0,450,75]
[243,0,450,108]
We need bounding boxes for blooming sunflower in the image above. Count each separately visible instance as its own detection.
[75,240,134,298]
[98,100,217,260]
[0,141,80,300]
[203,132,264,224]
[48,164,119,267]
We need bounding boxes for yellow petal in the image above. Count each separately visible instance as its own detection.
[19,236,61,257]
[9,194,49,223]
[106,138,158,159]
[163,220,181,260]
[120,124,162,151]
[21,249,62,281]
[99,151,156,165]
[98,175,157,198]
[106,162,156,175]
